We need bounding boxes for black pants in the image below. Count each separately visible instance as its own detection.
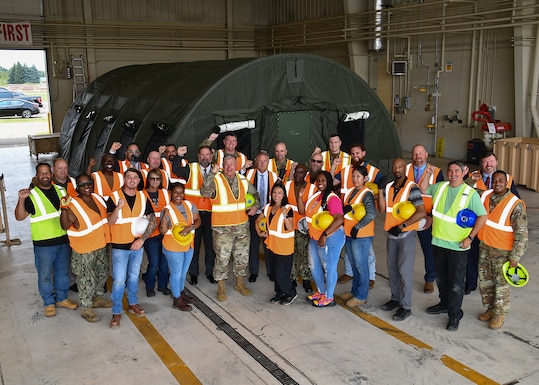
[189,210,215,277]
[269,249,296,298]
[465,238,480,291]
[248,215,270,276]
[433,245,467,320]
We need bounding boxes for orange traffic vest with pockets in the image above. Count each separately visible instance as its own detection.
[340,164,379,196]
[262,204,294,255]
[110,190,147,244]
[384,180,419,232]
[162,201,195,252]
[478,190,523,250]
[144,188,170,237]
[268,158,294,181]
[67,194,110,254]
[343,187,375,237]
[92,171,123,200]
[184,163,212,212]
[321,151,350,173]
[211,173,249,226]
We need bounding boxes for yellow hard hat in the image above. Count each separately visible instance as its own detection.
[502,261,529,287]
[312,211,334,231]
[171,223,194,246]
[245,193,255,208]
[258,218,267,232]
[392,201,416,220]
[365,182,379,196]
[351,203,366,221]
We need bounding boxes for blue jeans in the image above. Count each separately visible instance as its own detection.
[163,247,194,298]
[345,236,373,301]
[111,248,144,314]
[143,235,169,290]
[344,244,376,281]
[308,227,345,299]
[34,242,71,306]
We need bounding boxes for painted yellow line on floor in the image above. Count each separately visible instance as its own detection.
[122,298,202,385]
[335,296,499,385]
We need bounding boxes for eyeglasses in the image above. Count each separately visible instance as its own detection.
[78,181,94,187]
[310,159,323,164]
[149,177,161,181]
[127,150,141,154]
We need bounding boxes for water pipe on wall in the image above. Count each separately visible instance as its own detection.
[530,24,539,137]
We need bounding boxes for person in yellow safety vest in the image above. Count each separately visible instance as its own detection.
[464,150,520,296]
[160,183,201,312]
[142,168,171,297]
[60,174,113,323]
[476,170,528,330]
[174,145,217,285]
[268,142,296,182]
[88,153,124,201]
[336,143,386,288]
[201,132,252,172]
[200,154,260,302]
[421,160,487,332]
[284,164,316,294]
[245,150,280,283]
[297,171,345,308]
[341,166,377,309]
[406,144,445,294]
[15,162,79,318]
[106,168,157,329]
[52,158,77,197]
[312,134,351,177]
[378,158,427,322]
[255,182,296,305]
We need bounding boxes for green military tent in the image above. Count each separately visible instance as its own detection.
[60,53,401,176]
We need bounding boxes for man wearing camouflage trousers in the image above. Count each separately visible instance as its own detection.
[201,154,260,301]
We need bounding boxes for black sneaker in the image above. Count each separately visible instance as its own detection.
[280,294,298,306]
[447,318,460,331]
[381,300,400,311]
[427,303,449,314]
[249,274,258,283]
[303,280,314,294]
[159,287,172,296]
[189,275,198,285]
[270,294,284,304]
[392,307,412,321]
[207,275,217,284]
[146,288,156,297]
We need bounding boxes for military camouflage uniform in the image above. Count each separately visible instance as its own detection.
[478,190,528,315]
[200,169,259,281]
[71,246,109,310]
[291,231,312,281]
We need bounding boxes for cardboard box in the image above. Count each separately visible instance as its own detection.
[494,137,539,190]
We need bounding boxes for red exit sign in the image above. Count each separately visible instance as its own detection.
[0,21,32,46]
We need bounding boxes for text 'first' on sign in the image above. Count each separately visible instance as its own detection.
[0,21,33,46]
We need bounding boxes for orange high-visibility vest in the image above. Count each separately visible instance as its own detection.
[184,162,212,212]
[91,171,123,200]
[340,163,380,196]
[118,160,149,172]
[66,194,110,254]
[383,180,420,232]
[478,190,523,250]
[216,150,248,171]
[343,187,375,237]
[143,188,170,237]
[284,180,317,230]
[268,158,294,181]
[305,191,341,241]
[262,204,294,255]
[211,173,249,226]
[110,190,147,244]
[406,163,441,185]
[321,151,350,174]
[161,158,187,184]
[472,173,514,191]
[162,201,195,252]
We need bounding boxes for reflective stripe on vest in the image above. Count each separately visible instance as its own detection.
[217,150,247,171]
[321,151,350,173]
[383,180,419,231]
[285,180,316,230]
[66,194,109,253]
[478,191,522,250]
[262,203,294,255]
[406,163,438,185]
[211,173,249,226]
[343,187,374,237]
[29,186,67,241]
[305,191,340,241]
[110,190,146,243]
[92,171,123,199]
[431,182,474,241]
[162,201,194,252]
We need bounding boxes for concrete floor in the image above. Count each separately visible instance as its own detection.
[1,141,539,385]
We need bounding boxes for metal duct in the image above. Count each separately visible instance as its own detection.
[368,0,391,52]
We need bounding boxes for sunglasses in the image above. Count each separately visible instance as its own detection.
[310,159,323,164]
[78,181,94,187]
[149,177,161,181]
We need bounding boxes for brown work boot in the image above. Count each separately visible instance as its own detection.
[217,280,227,302]
[489,314,505,330]
[234,276,252,296]
[56,298,78,310]
[423,282,434,293]
[128,304,146,317]
[44,304,56,317]
[92,296,113,308]
[369,280,375,289]
[479,308,494,322]
[173,297,192,312]
[110,314,121,328]
[338,274,352,284]
[346,297,367,308]
[181,290,194,304]
[340,292,354,301]
[81,308,100,323]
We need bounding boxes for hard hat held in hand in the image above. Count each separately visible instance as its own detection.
[351,203,366,221]
[312,211,334,231]
[365,182,378,196]
[392,201,416,221]
[171,223,194,246]
[245,193,255,208]
[258,218,267,232]
[502,261,529,287]
[131,217,149,237]
[456,209,477,228]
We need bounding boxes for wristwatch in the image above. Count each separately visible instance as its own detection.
[468,235,474,241]
[322,232,328,237]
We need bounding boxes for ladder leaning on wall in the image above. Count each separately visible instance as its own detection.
[71,55,87,101]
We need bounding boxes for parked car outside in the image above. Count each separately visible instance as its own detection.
[0,98,40,118]
[0,87,43,107]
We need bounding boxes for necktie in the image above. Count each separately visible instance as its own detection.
[259,175,267,208]
[485,176,491,189]
[203,167,208,178]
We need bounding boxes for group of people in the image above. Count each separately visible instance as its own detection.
[15,133,528,332]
